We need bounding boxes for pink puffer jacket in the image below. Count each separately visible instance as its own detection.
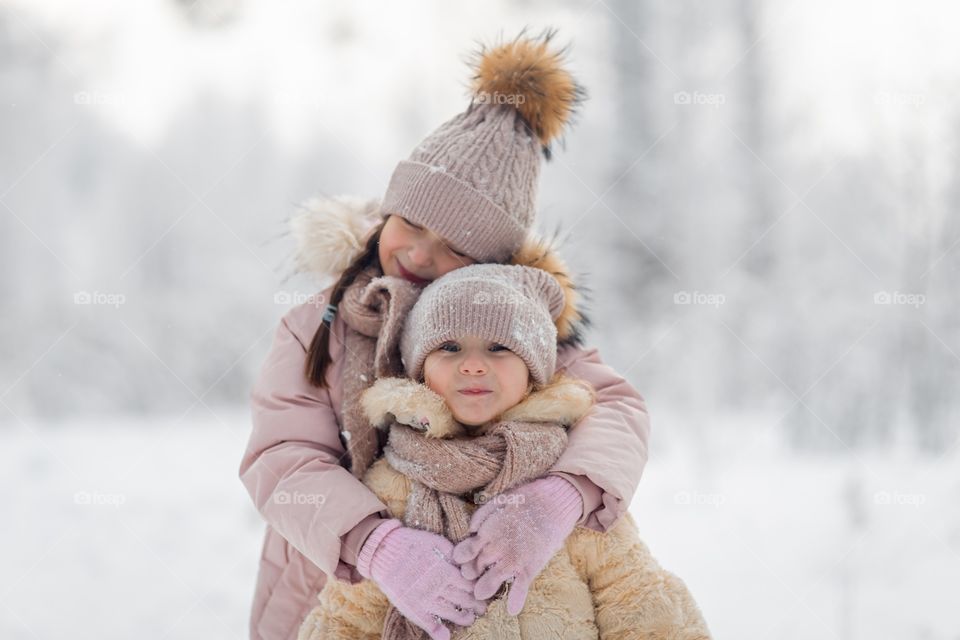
[239,280,651,639]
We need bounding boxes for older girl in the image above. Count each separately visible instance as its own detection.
[239,32,650,640]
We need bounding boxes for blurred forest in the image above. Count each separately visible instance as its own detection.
[2,0,958,452]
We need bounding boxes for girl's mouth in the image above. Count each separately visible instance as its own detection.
[396,260,430,285]
[459,389,492,396]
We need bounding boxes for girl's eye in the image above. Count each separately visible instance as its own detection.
[442,242,466,258]
[438,342,460,353]
[489,343,511,352]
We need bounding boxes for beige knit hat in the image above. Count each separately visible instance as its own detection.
[382,29,586,263]
[399,263,566,387]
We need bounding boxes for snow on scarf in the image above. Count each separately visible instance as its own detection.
[379,419,569,640]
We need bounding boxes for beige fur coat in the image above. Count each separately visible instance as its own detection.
[298,375,711,640]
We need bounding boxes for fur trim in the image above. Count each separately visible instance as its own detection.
[361,377,462,439]
[290,195,383,280]
[511,236,587,345]
[499,374,595,426]
[360,374,594,440]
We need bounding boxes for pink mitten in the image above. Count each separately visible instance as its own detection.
[451,475,583,615]
[357,519,487,640]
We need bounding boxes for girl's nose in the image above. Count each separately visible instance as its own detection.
[459,356,487,375]
[408,242,432,268]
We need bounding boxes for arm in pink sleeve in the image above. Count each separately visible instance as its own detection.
[549,344,651,532]
[239,310,389,580]
[548,471,604,527]
[339,514,391,566]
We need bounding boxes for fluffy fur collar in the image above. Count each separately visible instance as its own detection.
[361,374,595,439]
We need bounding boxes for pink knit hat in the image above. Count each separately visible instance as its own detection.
[382,30,586,263]
[399,263,566,386]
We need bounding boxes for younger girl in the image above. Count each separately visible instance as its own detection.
[298,263,711,639]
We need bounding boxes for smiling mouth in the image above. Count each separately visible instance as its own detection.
[396,260,429,284]
[459,389,492,396]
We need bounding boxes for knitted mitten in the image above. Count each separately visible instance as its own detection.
[357,519,487,639]
[451,475,583,615]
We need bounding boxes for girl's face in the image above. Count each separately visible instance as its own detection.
[423,336,531,428]
[378,214,475,284]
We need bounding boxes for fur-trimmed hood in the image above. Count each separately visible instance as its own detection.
[289,194,589,345]
[361,374,596,439]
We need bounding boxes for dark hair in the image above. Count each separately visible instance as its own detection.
[304,220,386,388]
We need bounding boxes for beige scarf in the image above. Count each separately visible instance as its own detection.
[379,419,569,640]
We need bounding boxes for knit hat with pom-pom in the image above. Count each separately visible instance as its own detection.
[381,29,586,264]
[400,263,566,387]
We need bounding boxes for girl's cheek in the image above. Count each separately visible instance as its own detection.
[437,361,457,383]
[379,252,396,277]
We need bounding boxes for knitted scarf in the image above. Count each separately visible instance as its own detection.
[379,419,569,640]
[337,265,423,478]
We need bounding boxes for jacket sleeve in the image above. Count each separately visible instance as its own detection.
[548,344,651,532]
[238,308,390,581]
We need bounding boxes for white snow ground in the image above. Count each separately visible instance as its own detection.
[1,411,957,639]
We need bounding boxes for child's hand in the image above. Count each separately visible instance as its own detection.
[357,519,486,639]
[391,408,435,430]
[388,383,460,438]
[451,475,583,616]
[361,377,462,438]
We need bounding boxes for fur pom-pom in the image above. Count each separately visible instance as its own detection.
[289,195,382,279]
[470,28,586,152]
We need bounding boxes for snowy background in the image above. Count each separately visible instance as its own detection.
[3,0,959,638]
